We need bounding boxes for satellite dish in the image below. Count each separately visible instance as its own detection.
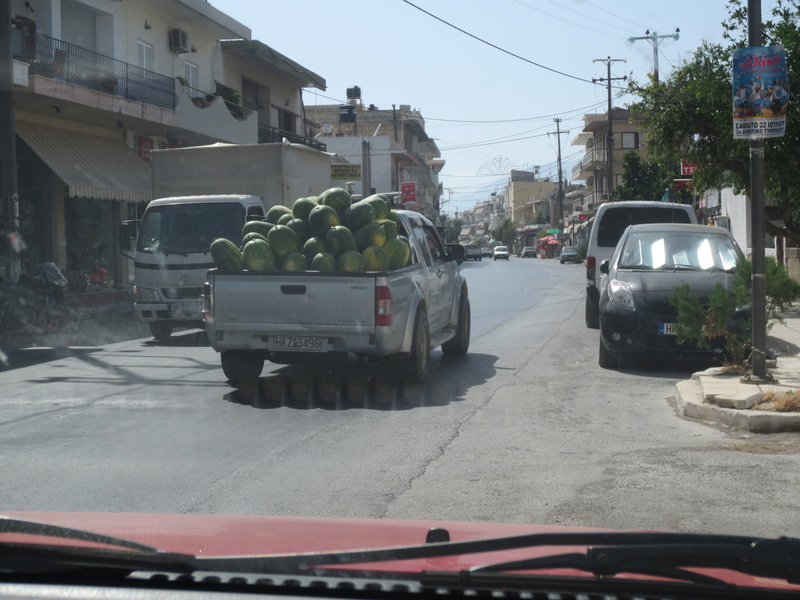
[321,124,334,135]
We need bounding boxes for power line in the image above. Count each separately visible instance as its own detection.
[511,0,636,38]
[400,0,597,85]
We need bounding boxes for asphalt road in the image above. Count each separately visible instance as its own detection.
[1,257,799,538]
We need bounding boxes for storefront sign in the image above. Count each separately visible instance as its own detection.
[733,45,788,139]
[331,164,361,180]
[401,182,417,203]
[680,160,697,176]
[138,137,153,162]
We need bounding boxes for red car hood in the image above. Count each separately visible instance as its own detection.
[1,512,797,591]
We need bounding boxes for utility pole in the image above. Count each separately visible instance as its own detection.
[628,29,680,83]
[592,57,626,199]
[748,0,768,381]
[0,0,20,279]
[548,119,569,228]
[361,139,372,197]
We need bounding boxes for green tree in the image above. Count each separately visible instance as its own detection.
[491,219,516,247]
[610,152,671,201]
[628,0,800,244]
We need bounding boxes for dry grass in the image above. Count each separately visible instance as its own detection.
[756,390,800,412]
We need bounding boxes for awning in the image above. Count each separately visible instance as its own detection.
[15,121,152,203]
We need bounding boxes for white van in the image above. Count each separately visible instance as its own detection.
[584,201,697,328]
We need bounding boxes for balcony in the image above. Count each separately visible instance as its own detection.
[25,33,176,110]
[258,125,327,151]
[571,148,607,179]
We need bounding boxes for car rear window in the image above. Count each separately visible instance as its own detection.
[597,206,693,247]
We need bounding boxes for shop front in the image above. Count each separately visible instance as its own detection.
[14,120,152,312]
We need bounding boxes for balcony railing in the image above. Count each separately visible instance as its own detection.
[26,33,177,110]
[258,125,326,151]
[571,148,607,178]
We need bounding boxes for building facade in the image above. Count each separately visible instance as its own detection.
[6,0,324,304]
[305,93,444,220]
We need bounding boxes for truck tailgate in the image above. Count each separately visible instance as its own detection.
[212,272,377,331]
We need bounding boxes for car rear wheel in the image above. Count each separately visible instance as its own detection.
[149,321,173,341]
[585,297,599,329]
[221,351,264,385]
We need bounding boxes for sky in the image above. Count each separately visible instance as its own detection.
[215,0,767,215]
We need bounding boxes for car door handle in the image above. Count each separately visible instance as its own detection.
[435,268,443,279]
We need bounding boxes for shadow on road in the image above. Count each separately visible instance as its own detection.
[141,329,210,348]
[224,352,498,411]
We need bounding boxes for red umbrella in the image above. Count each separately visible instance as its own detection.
[548,239,562,245]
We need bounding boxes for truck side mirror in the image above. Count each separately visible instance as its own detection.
[119,219,140,257]
[446,243,465,264]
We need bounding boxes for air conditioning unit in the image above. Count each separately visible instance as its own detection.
[169,29,189,53]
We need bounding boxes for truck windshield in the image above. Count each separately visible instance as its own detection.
[137,203,245,254]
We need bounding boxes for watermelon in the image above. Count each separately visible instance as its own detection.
[326,225,357,257]
[354,223,386,251]
[347,201,376,231]
[311,252,336,272]
[243,239,276,271]
[267,225,301,261]
[210,238,243,270]
[292,196,318,221]
[337,250,366,272]
[383,237,411,269]
[301,236,327,261]
[281,252,307,271]
[241,231,268,247]
[308,204,340,237]
[242,220,273,238]
[277,213,294,225]
[362,194,389,220]
[362,245,389,271]
[319,187,352,214]
[385,211,401,226]
[266,205,292,224]
[376,218,397,240]
[286,218,312,243]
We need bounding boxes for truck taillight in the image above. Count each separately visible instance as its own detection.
[202,282,212,320]
[586,256,596,280]
[375,285,393,326]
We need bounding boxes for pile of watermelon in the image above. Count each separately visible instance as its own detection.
[209,187,412,273]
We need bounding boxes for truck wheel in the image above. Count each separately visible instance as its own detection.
[442,295,470,356]
[407,309,430,383]
[585,297,599,329]
[149,321,173,341]
[598,337,618,369]
[221,351,264,385]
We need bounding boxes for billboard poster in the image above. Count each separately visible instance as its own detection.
[733,45,788,139]
[401,182,417,204]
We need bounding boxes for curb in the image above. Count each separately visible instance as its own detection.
[674,379,800,433]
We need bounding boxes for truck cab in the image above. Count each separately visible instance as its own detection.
[122,194,265,340]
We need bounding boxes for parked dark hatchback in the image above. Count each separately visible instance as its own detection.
[598,224,746,368]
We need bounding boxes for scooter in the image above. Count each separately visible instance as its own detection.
[0,262,72,335]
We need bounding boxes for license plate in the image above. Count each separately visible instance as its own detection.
[170,301,202,315]
[658,323,676,335]
[272,336,324,352]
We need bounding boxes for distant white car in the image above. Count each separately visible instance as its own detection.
[493,246,510,260]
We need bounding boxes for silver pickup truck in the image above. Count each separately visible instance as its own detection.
[202,211,470,384]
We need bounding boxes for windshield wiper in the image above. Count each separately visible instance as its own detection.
[2,519,799,588]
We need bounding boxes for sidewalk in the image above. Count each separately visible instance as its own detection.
[674,306,800,433]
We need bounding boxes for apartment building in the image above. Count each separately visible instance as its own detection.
[570,107,648,209]
[6,0,324,302]
[305,90,444,220]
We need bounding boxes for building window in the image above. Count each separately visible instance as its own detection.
[622,132,639,149]
[184,61,200,97]
[137,40,154,71]
[277,108,296,134]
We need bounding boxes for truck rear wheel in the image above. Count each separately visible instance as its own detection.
[585,296,599,329]
[149,321,173,341]
[407,309,430,383]
[442,295,470,356]
[221,351,264,385]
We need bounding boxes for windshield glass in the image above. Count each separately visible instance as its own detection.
[619,231,741,270]
[137,203,245,253]
[4,0,800,591]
